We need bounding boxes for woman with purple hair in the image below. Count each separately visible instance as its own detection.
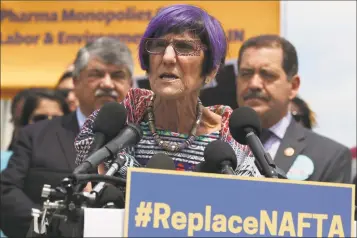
[74,4,261,177]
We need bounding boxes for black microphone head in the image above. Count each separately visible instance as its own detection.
[229,106,262,145]
[95,184,125,208]
[194,161,217,173]
[204,140,237,170]
[146,153,176,170]
[93,102,127,141]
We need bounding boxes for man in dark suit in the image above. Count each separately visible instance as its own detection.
[235,34,351,183]
[0,37,134,238]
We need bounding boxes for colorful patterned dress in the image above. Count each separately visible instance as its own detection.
[75,88,261,178]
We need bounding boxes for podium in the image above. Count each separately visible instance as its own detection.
[83,209,125,237]
[123,168,355,237]
[82,208,357,237]
[54,168,355,237]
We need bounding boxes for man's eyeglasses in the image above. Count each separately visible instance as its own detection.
[144,38,206,56]
[31,114,59,123]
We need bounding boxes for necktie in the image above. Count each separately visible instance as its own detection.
[260,128,272,145]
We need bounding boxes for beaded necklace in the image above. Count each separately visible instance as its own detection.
[146,94,203,152]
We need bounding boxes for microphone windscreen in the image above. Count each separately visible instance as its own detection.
[93,102,127,141]
[194,161,217,173]
[96,184,125,208]
[229,106,262,145]
[146,153,176,170]
[204,140,237,170]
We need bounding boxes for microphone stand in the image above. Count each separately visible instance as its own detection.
[28,160,127,238]
[245,130,287,179]
[86,156,126,207]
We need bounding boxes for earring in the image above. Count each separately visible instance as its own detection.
[205,77,210,84]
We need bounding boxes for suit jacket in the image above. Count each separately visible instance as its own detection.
[274,119,352,183]
[1,112,79,238]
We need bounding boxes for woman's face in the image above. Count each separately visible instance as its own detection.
[290,101,302,115]
[290,101,307,127]
[147,32,206,100]
[57,77,79,112]
[29,98,64,124]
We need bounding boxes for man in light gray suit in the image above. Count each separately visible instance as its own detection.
[235,34,351,183]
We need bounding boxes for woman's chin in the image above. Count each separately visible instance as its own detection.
[153,87,184,100]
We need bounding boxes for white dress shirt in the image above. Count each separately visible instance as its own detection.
[262,113,292,159]
[76,107,87,129]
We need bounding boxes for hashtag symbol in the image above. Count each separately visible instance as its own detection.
[135,201,153,227]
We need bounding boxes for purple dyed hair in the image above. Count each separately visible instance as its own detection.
[139,4,227,76]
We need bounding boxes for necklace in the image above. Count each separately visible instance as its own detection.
[146,94,203,152]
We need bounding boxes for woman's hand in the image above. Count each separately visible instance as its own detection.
[82,163,107,192]
[83,182,92,192]
[98,163,106,175]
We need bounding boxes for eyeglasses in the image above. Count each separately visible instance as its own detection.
[31,114,59,123]
[56,88,72,98]
[145,38,207,56]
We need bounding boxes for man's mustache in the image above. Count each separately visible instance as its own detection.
[243,90,270,101]
[94,89,119,98]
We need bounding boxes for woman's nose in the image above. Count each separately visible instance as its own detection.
[162,45,177,64]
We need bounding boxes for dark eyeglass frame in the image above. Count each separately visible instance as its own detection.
[144,38,207,56]
[30,114,59,123]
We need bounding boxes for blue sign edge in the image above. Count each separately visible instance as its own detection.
[123,167,355,237]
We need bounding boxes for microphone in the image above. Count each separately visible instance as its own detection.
[87,102,127,156]
[146,153,176,170]
[94,184,125,209]
[91,153,176,209]
[62,173,126,208]
[73,123,143,175]
[194,161,217,173]
[73,102,127,175]
[89,102,127,155]
[229,106,286,178]
[203,140,237,175]
[70,174,126,187]
[90,155,127,200]
[73,103,127,192]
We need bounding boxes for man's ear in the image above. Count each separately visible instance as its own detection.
[72,76,79,86]
[289,74,300,100]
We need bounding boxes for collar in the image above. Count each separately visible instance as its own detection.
[268,112,292,140]
[76,107,87,129]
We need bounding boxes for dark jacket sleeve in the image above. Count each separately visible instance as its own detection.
[321,146,352,183]
[1,128,40,238]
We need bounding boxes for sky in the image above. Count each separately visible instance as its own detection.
[281,1,356,148]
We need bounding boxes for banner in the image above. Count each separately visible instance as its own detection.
[0,1,279,95]
[124,168,355,237]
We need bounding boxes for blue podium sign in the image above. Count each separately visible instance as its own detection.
[124,168,355,237]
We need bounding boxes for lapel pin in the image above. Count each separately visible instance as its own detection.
[284,147,295,157]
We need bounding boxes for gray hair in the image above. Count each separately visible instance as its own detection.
[73,37,134,78]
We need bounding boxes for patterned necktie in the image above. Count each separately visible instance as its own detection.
[260,128,272,145]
